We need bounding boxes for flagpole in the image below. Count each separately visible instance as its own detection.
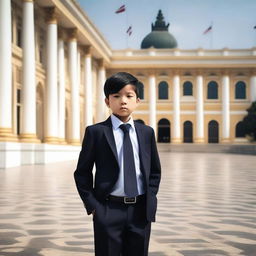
[254,26,256,47]
[125,1,128,49]
[210,21,213,49]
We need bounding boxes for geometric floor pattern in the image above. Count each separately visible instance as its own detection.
[0,151,256,256]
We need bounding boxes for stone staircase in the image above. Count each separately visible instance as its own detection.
[157,143,256,155]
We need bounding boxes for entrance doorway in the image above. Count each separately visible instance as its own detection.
[208,120,219,143]
[183,121,193,143]
[157,118,170,143]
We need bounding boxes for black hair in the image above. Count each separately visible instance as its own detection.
[104,72,140,98]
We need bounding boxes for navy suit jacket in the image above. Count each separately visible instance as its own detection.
[74,117,161,222]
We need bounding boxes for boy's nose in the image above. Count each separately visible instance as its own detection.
[121,97,127,103]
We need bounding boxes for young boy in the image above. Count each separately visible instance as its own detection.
[74,72,161,256]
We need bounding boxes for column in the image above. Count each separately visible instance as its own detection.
[68,28,80,145]
[58,29,66,143]
[221,72,230,143]
[250,70,256,102]
[20,0,38,142]
[195,72,204,143]
[84,46,93,127]
[96,59,106,122]
[77,48,81,94]
[149,74,156,132]
[0,0,13,139]
[172,73,181,143]
[45,7,58,143]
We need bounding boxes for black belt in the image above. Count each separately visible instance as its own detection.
[106,194,145,204]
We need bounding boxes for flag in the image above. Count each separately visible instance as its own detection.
[126,26,132,36]
[115,5,125,14]
[203,25,212,35]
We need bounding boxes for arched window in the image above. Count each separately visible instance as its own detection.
[157,118,170,143]
[235,121,246,137]
[183,81,193,96]
[16,88,21,135]
[137,81,144,100]
[158,81,169,99]
[207,81,218,99]
[235,81,246,99]
[183,121,193,143]
[16,17,22,47]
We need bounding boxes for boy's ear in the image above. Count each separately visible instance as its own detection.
[136,97,141,104]
[105,98,110,107]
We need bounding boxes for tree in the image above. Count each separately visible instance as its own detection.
[242,101,256,141]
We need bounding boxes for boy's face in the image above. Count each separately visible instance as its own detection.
[105,84,140,122]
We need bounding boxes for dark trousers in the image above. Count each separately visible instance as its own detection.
[93,197,151,256]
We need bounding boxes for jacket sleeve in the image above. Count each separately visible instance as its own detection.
[74,126,98,215]
[149,128,161,195]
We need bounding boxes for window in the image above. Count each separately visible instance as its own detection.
[137,81,144,99]
[16,89,21,135]
[17,88,21,104]
[183,81,193,96]
[235,81,246,99]
[158,81,168,99]
[207,81,218,99]
[17,17,22,47]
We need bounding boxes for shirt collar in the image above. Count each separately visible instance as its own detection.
[111,114,135,131]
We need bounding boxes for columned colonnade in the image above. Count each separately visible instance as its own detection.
[1,0,256,146]
[146,72,256,143]
[0,0,107,145]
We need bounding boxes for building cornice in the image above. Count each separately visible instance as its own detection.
[109,53,256,69]
[48,0,112,63]
[112,48,256,57]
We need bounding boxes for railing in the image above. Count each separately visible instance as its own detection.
[112,48,256,57]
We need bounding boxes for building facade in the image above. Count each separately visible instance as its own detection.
[0,0,256,168]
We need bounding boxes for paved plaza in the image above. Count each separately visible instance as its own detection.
[0,151,256,256]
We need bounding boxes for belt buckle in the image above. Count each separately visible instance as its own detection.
[124,197,136,204]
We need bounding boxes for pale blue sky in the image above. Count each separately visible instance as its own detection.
[77,0,256,50]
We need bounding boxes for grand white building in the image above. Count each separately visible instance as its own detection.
[0,0,256,168]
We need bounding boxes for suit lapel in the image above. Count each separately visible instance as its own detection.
[103,118,148,174]
[103,117,119,163]
[134,122,147,176]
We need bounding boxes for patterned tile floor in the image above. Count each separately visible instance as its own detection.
[0,152,256,256]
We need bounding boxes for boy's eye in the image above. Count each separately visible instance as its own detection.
[113,95,119,98]
[127,95,134,98]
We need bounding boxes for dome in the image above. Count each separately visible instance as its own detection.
[141,10,178,49]
[141,31,177,49]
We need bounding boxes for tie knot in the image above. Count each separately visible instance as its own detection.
[119,124,131,133]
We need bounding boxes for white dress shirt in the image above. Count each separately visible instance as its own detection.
[110,114,145,196]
